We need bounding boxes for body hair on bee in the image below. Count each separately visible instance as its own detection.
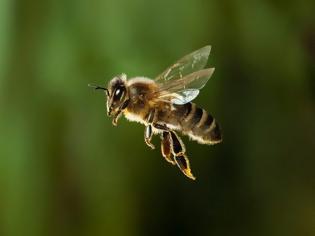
[90,45,222,180]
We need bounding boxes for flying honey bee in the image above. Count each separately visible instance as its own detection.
[89,46,222,180]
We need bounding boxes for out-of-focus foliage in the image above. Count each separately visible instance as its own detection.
[0,0,315,236]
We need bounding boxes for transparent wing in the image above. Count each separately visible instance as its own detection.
[155,45,212,82]
[170,89,200,105]
[155,68,215,105]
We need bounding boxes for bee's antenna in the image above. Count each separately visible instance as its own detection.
[88,84,109,96]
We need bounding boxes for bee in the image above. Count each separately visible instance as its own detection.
[89,46,222,180]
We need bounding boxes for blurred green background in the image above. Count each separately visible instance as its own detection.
[1,0,315,235]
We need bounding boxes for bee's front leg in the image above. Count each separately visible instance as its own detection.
[112,112,122,126]
[112,99,130,126]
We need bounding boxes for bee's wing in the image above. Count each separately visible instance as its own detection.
[155,46,212,82]
[154,68,215,105]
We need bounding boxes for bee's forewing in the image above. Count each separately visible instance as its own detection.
[155,68,215,104]
[155,46,211,82]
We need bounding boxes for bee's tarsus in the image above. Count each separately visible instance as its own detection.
[175,154,196,180]
[145,139,155,149]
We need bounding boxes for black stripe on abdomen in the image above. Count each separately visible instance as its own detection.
[182,102,192,118]
[191,107,203,126]
[175,103,222,144]
[204,113,214,128]
[189,106,222,144]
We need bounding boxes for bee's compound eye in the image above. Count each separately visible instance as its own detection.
[115,89,121,96]
[113,87,125,101]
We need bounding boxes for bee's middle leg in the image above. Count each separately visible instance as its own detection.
[144,109,156,149]
[144,125,155,149]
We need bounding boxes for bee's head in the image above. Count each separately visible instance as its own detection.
[105,74,128,116]
[89,74,129,117]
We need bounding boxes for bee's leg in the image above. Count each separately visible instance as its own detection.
[160,132,176,165]
[152,123,195,179]
[152,123,169,131]
[169,131,196,180]
[151,123,175,164]
[144,109,156,149]
[112,112,122,126]
[144,125,155,149]
[112,99,130,126]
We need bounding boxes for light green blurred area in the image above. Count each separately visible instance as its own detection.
[0,0,315,236]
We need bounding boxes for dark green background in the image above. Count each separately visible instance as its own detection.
[1,0,315,235]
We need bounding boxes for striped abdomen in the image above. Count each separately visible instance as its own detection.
[173,103,222,145]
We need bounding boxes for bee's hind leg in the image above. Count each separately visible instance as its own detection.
[153,123,196,180]
[169,131,196,180]
[160,132,176,165]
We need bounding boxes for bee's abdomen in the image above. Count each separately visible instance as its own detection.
[178,103,222,145]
